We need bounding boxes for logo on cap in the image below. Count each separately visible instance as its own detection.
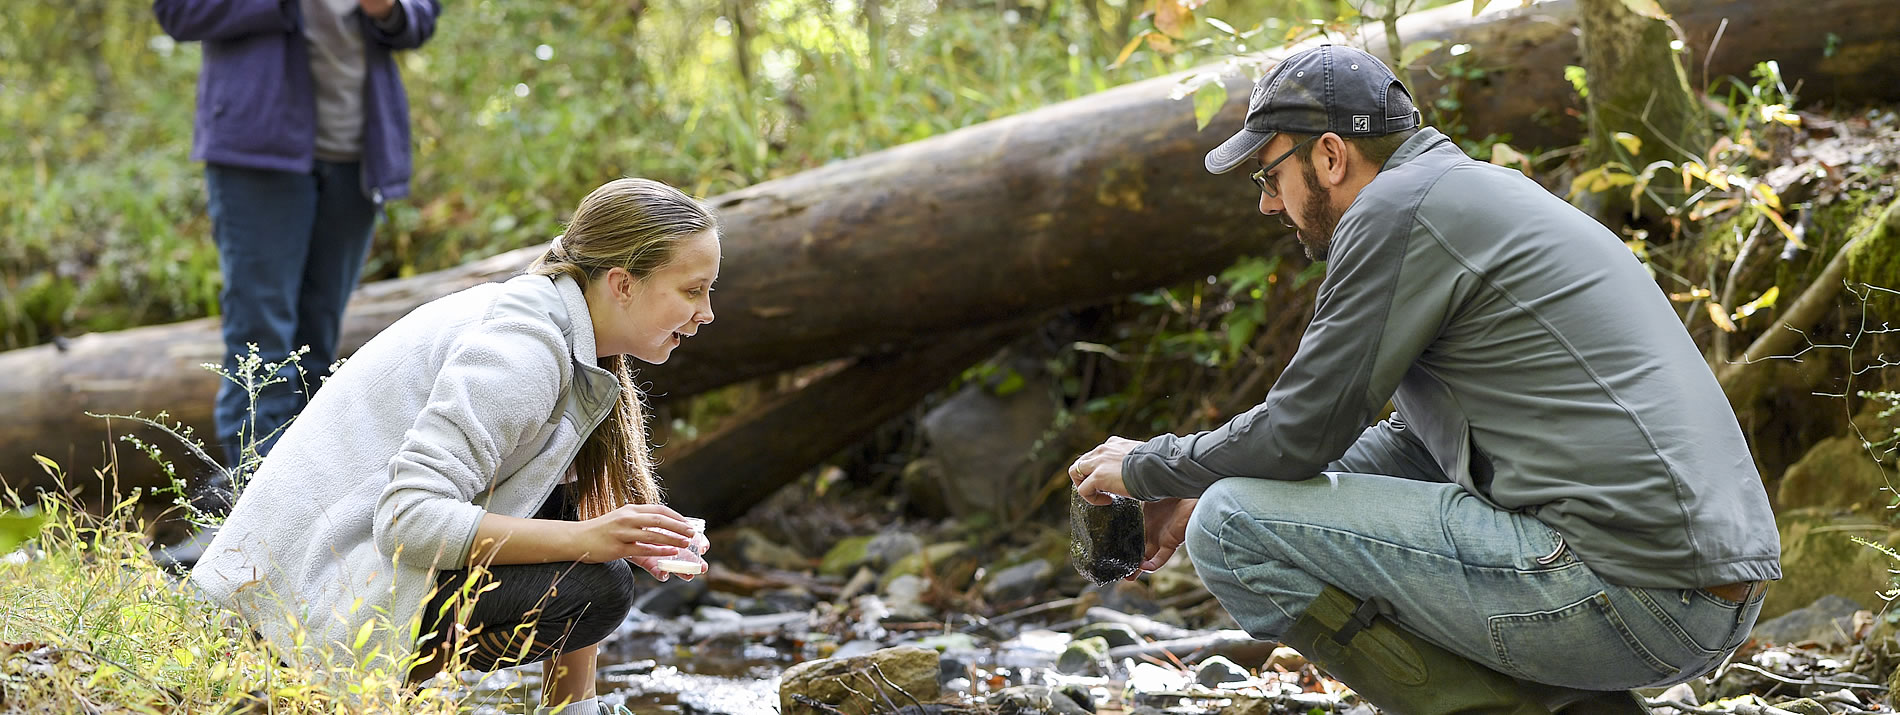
[1353,115,1370,132]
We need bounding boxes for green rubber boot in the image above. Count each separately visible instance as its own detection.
[1279,586,1648,715]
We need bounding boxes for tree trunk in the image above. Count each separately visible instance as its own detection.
[1577,0,1709,209]
[4,0,1899,498]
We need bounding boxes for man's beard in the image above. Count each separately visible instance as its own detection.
[1293,162,1343,262]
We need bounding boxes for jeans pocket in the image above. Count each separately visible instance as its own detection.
[1489,591,1679,689]
[1626,587,1732,655]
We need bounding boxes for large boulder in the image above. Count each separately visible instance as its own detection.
[1776,435,1892,514]
[779,645,941,715]
[918,367,1058,518]
[1761,507,1900,621]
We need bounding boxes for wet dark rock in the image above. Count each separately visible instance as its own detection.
[632,574,709,617]
[597,659,657,678]
[820,535,877,576]
[868,531,926,569]
[1086,581,1161,616]
[884,574,935,621]
[1194,655,1249,688]
[1072,622,1142,649]
[1777,698,1830,715]
[694,605,744,622]
[1070,492,1143,585]
[983,559,1056,603]
[760,586,819,613]
[732,528,815,571]
[938,647,988,682]
[779,645,941,715]
[990,684,1094,715]
[1751,594,1865,646]
[920,374,1057,518]
[1056,636,1110,676]
[883,542,975,590]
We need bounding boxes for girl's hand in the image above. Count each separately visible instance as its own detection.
[631,548,708,582]
[569,504,695,564]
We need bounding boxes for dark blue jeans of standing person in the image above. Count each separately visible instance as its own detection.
[206,161,377,467]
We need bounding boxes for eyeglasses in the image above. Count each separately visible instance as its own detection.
[1249,135,1318,198]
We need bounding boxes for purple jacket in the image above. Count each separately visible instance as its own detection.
[153,0,441,202]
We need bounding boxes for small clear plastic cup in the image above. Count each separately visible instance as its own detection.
[654,516,707,574]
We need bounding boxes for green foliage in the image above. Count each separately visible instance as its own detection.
[4,0,1349,350]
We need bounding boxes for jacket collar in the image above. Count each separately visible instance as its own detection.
[1381,126,1456,171]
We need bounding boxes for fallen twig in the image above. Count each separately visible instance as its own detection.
[1726,663,1889,692]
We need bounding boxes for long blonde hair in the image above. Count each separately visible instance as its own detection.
[525,178,720,520]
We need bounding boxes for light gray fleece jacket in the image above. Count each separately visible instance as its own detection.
[191,273,620,670]
[1124,128,1781,590]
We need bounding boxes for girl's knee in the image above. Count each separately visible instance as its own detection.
[563,560,636,647]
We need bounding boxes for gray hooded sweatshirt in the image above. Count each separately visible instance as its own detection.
[1123,128,1782,590]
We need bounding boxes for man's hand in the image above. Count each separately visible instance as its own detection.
[1131,498,1196,579]
[358,0,395,21]
[1069,436,1143,505]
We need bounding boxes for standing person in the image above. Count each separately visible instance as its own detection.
[1068,45,1780,713]
[152,0,442,473]
[191,179,720,715]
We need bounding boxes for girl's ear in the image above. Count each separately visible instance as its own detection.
[609,267,637,302]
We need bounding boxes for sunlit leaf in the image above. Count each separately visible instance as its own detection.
[1401,40,1444,68]
[1613,131,1643,157]
[31,454,59,476]
[1193,82,1228,131]
[1703,165,1733,192]
[1490,142,1531,176]
[0,510,46,555]
[1568,166,1635,199]
[353,620,376,651]
[1111,31,1150,69]
[1145,32,1178,54]
[1752,182,1782,212]
[1204,16,1237,36]
[1619,0,1669,20]
[1706,302,1737,332]
[1758,103,1802,127]
[1472,0,1494,15]
[1732,286,1780,319]
[1667,287,1712,303]
[1155,0,1194,39]
[1758,204,1807,250]
[1689,198,1741,221]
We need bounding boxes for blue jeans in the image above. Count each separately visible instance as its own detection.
[205,161,377,466]
[1186,467,1764,690]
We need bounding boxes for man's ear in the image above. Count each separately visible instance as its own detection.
[1318,133,1351,186]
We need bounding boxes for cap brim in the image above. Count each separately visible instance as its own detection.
[1205,128,1276,174]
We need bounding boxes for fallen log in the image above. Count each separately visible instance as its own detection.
[4,0,1899,496]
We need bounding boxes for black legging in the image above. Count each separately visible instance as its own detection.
[414,485,635,673]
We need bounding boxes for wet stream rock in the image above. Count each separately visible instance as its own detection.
[990,684,1095,715]
[780,645,941,715]
[1069,491,1143,585]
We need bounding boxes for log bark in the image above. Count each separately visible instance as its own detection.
[4,0,1899,496]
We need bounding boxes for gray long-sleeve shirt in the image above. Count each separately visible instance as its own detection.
[1123,128,1782,590]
